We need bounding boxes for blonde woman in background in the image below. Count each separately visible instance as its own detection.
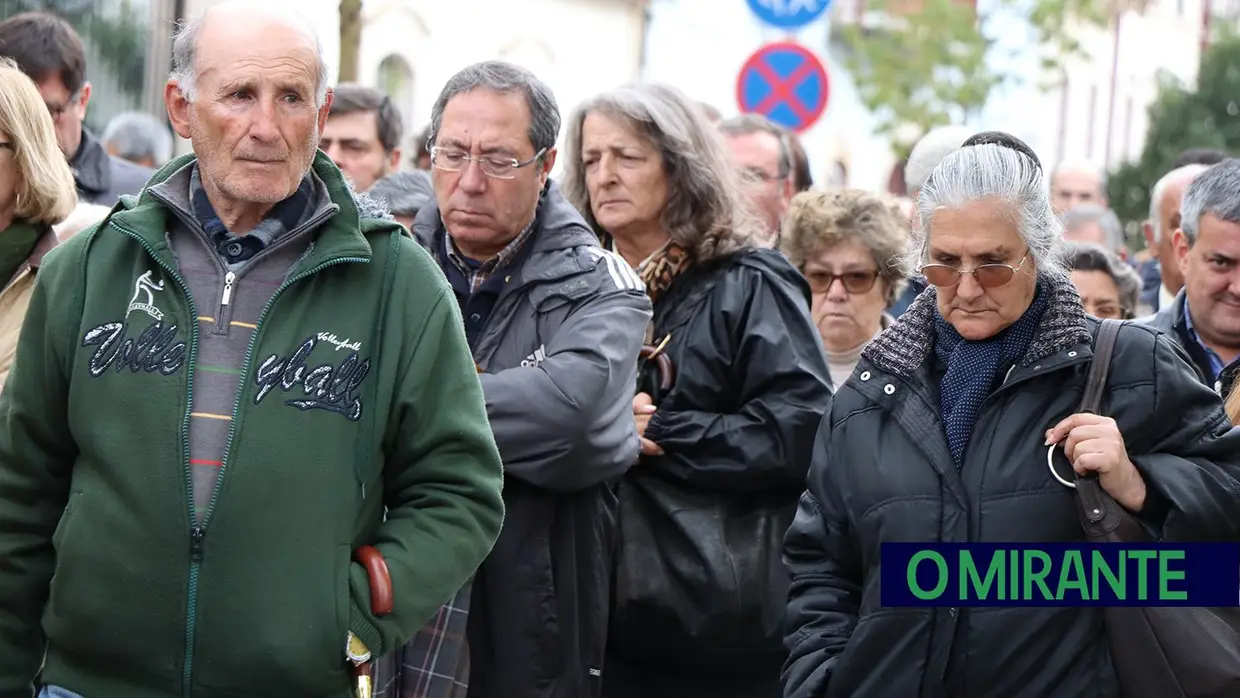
[780,189,908,388]
[0,57,76,388]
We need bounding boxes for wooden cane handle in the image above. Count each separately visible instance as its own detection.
[639,345,675,391]
[353,545,394,616]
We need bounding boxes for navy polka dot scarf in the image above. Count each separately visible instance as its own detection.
[933,282,1048,466]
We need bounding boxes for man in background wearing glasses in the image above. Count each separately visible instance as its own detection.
[401,61,652,698]
[718,113,795,249]
[0,12,152,206]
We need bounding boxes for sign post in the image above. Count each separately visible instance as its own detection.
[735,42,830,133]
[745,0,831,30]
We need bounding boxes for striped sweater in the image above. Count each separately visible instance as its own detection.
[149,169,339,524]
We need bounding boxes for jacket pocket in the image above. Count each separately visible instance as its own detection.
[824,610,929,698]
[191,538,350,696]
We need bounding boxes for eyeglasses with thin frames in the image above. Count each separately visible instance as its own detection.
[806,269,880,295]
[45,91,79,123]
[919,254,1029,288]
[430,145,546,180]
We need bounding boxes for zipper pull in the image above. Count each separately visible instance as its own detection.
[190,526,206,562]
[221,271,236,307]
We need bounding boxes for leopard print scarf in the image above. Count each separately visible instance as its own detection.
[638,242,691,303]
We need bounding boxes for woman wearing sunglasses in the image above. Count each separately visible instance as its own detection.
[780,189,908,389]
[781,132,1240,698]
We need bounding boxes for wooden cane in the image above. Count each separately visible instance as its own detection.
[639,334,675,391]
[350,546,393,698]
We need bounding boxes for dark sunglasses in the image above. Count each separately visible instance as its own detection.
[806,269,880,295]
[920,255,1028,288]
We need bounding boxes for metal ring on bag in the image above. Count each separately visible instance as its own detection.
[1047,444,1076,488]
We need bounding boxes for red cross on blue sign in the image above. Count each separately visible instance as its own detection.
[735,42,830,134]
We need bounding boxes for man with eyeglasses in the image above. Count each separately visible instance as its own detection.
[0,12,152,206]
[719,114,795,249]
[403,61,652,698]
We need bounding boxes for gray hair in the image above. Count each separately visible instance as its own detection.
[905,126,973,195]
[561,82,760,259]
[428,61,560,154]
[1148,163,1210,242]
[911,142,1067,279]
[1180,158,1240,246]
[101,111,173,166]
[169,5,330,106]
[1062,203,1124,252]
[717,113,792,178]
[1064,241,1142,317]
[367,169,433,217]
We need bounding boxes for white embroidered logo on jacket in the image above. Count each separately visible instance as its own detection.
[521,344,548,368]
[126,270,165,321]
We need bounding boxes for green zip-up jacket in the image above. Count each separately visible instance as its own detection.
[0,154,506,698]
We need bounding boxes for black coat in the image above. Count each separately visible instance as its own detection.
[1139,289,1239,399]
[604,248,834,698]
[783,276,1240,698]
[71,127,153,206]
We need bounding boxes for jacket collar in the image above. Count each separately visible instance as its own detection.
[106,151,393,269]
[413,179,601,286]
[27,223,59,270]
[861,272,1093,379]
[1,223,59,292]
[70,127,111,195]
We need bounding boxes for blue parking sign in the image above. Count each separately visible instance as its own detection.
[746,0,831,29]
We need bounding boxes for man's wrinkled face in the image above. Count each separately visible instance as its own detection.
[431,88,553,259]
[34,75,89,160]
[1151,175,1196,293]
[725,130,793,245]
[321,109,398,192]
[1175,213,1240,353]
[1051,167,1106,213]
[165,17,329,214]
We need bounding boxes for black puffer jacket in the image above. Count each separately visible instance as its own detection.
[783,276,1240,698]
[605,248,833,698]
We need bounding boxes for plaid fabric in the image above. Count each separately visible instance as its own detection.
[372,582,472,698]
[444,219,536,294]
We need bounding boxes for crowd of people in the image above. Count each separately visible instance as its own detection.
[0,3,1236,698]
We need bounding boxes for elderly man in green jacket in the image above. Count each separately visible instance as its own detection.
[0,3,505,698]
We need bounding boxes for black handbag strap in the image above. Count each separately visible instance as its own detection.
[1075,319,1148,540]
[1079,318,1122,414]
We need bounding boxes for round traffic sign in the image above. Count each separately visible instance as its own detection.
[736,42,830,134]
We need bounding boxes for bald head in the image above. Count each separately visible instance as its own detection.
[1050,159,1107,213]
[1149,164,1211,241]
[170,1,329,106]
[1143,163,1209,295]
[905,125,973,196]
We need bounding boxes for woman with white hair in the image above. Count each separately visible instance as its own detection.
[562,82,833,698]
[782,131,1240,697]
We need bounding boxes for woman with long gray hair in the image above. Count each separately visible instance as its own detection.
[562,82,832,698]
[781,131,1240,697]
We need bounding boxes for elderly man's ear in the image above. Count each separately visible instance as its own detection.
[164,80,193,140]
